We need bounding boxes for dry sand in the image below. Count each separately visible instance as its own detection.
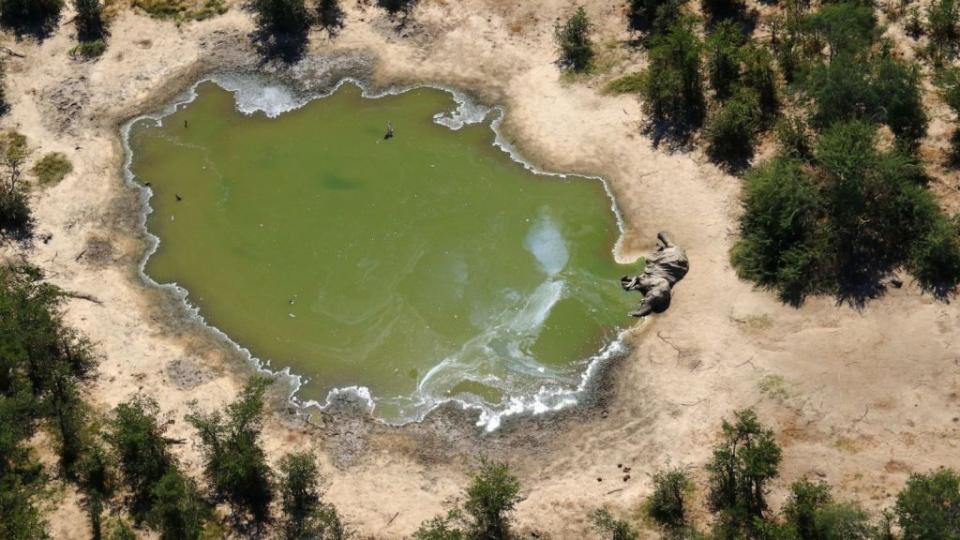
[2,0,959,537]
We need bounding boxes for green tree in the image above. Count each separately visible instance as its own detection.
[149,470,210,540]
[0,0,63,36]
[105,395,175,521]
[75,440,117,540]
[803,2,877,59]
[641,18,705,131]
[895,469,960,538]
[705,20,744,100]
[706,89,762,168]
[783,479,832,539]
[0,132,31,237]
[645,467,693,531]
[591,508,639,540]
[278,451,344,540]
[186,378,274,525]
[0,473,48,540]
[926,0,959,62]
[706,409,782,535]
[555,6,593,72]
[740,44,779,120]
[73,0,105,42]
[629,0,686,35]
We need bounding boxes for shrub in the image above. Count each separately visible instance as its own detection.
[149,470,210,540]
[805,54,927,149]
[705,20,744,100]
[705,409,782,533]
[641,18,705,130]
[775,116,813,160]
[133,0,226,21]
[105,396,176,521]
[949,128,960,167]
[591,508,639,540]
[706,89,762,167]
[803,2,877,58]
[645,468,693,530]
[0,132,31,238]
[32,152,72,185]
[731,157,824,304]
[909,213,960,296]
[926,0,959,62]
[70,39,107,59]
[0,0,63,36]
[555,6,593,72]
[278,452,344,540]
[186,378,274,525]
[894,469,960,538]
[740,44,779,119]
[783,479,833,538]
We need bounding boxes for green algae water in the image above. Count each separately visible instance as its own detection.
[128,79,636,428]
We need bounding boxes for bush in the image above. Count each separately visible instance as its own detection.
[105,396,176,521]
[740,44,779,119]
[591,508,639,540]
[804,53,927,151]
[641,18,705,130]
[278,452,344,540]
[32,152,72,185]
[926,0,959,62]
[645,468,693,530]
[909,213,960,296]
[775,116,813,160]
[731,157,824,304]
[186,378,274,525]
[705,20,744,100]
[705,89,762,167]
[950,128,960,167]
[803,2,877,58]
[783,479,833,538]
[149,470,210,540]
[0,0,63,36]
[555,6,593,72]
[70,39,107,59]
[0,132,31,238]
[705,409,781,533]
[894,469,960,538]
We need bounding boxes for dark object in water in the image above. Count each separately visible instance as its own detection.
[384,121,394,140]
[184,120,189,128]
[621,231,689,317]
[175,193,183,202]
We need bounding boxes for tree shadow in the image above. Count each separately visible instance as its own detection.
[251,28,309,64]
[318,0,345,37]
[0,12,61,41]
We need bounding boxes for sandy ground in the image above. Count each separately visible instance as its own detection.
[2,0,959,537]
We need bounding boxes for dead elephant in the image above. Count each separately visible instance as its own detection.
[620,231,689,317]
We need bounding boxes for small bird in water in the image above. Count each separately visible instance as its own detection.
[384,121,394,140]
[175,193,183,202]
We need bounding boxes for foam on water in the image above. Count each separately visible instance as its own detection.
[122,72,636,432]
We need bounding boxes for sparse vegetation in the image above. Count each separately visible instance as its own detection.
[133,0,227,22]
[32,152,72,185]
[415,459,522,539]
[0,131,30,238]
